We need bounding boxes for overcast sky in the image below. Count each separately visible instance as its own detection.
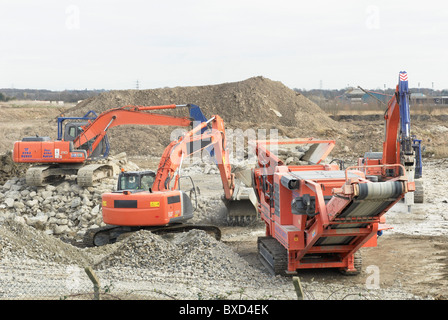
[1,0,447,91]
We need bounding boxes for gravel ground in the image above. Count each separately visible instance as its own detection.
[1,160,446,301]
[0,218,430,300]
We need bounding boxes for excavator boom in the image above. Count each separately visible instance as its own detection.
[360,71,422,208]
[73,105,193,156]
[152,115,234,198]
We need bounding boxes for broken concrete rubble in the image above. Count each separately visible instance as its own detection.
[0,153,229,242]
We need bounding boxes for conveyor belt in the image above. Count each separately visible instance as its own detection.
[315,181,404,246]
[338,181,403,219]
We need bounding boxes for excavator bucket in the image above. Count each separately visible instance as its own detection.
[234,168,253,187]
[224,169,258,225]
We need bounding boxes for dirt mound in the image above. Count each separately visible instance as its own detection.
[65,77,340,157]
[0,151,28,184]
[0,219,92,265]
[0,105,61,155]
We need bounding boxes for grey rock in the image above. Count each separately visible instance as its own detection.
[70,197,81,208]
[41,190,53,199]
[5,198,15,208]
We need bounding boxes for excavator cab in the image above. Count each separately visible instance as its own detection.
[64,122,109,160]
[117,170,156,191]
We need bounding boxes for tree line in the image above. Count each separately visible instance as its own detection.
[0,88,106,103]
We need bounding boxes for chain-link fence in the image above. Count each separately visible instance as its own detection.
[0,261,425,300]
[0,261,309,300]
[0,264,171,300]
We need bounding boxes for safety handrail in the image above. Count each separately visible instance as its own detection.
[344,163,407,181]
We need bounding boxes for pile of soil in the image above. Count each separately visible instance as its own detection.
[0,219,92,266]
[64,77,342,157]
[0,152,28,185]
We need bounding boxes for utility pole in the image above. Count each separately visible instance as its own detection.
[136,80,140,90]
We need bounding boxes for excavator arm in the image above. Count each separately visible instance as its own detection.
[152,115,235,199]
[72,104,194,159]
[359,71,421,209]
[382,71,414,172]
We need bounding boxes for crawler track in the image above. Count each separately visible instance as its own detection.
[257,236,289,276]
[83,223,222,247]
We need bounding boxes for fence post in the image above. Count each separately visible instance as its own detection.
[292,276,304,300]
[85,266,101,300]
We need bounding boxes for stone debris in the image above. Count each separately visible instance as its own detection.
[95,229,263,281]
[0,219,92,266]
[0,151,27,185]
[0,154,140,240]
[0,176,115,239]
[0,153,229,242]
[0,159,440,300]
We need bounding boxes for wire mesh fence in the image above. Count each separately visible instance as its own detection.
[1,262,289,300]
[0,261,425,300]
[0,262,299,300]
[0,263,166,300]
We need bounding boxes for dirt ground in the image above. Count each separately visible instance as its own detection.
[1,93,448,300]
[175,162,448,300]
[131,154,448,300]
[218,230,448,300]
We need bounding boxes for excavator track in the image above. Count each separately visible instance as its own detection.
[25,165,48,186]
[257,236,290,276]
[25,163,100,187]
[83,223,222,247]
[338,251,362,276]
[25,164,78,186]
[77,163,113,187]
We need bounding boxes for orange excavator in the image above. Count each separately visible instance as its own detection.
[12,104,201,187]
[83,114,242,246]
[357,71,424,209]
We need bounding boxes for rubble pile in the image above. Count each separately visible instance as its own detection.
[0,154,228,242]
[0,151,28,185]
[0,176,115,239]
[0,219,92,265]
[95,229,263,281]
[0,154,139,240]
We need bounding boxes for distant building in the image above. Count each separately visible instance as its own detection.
[337,88,448,106]
[411,93,448,105]
[336,87,390,105]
